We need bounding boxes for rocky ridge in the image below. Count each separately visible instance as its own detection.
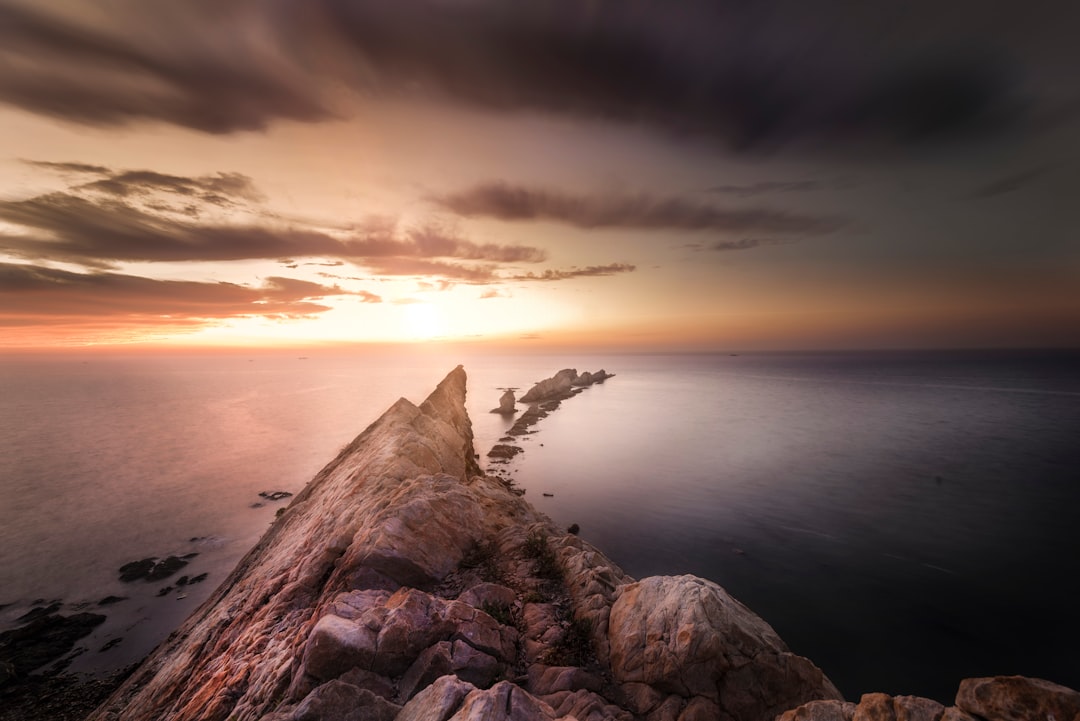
[86,366,839,721]
[85,366,1077,721]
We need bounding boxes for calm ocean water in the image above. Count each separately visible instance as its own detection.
[1,349,1078,701]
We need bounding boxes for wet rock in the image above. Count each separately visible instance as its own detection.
[118,558,156,582]
[487,444,523,460]
[188,573,209,584]
[99,638,123,653]
[119,556,189,583]
[0,612,106,681]
[15,602,61,623]
[146,556,188,581]
[259,491,293,501]
[97,596,128,606]
[955,676,1080,721]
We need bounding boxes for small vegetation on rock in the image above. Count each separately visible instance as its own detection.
[481,600,515,628]
[545,615,595,668]
[461,540,504,584]
[523,532,562,581]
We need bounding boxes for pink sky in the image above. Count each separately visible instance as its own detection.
[2,1,1078,351]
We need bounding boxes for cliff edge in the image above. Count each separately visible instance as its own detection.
[83,367,852,720]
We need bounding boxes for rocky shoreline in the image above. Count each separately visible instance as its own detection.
[9,366,1076,721]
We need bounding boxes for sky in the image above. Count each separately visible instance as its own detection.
[1,0,1078,352]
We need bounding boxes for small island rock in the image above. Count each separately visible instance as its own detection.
[490,389,517,415]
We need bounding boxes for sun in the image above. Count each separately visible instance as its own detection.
[403,302,445,340]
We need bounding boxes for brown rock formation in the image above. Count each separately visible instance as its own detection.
[491,389,518,415]
[519,368,614,404]
[88,366,836,721]
[955,676,1080,721]
[779,677,1080,721]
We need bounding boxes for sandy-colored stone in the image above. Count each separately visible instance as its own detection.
[527,665,604,696]
[956,676,1080,721]
[458,582,517,611]
[449,681,559,720]
[396,675,477,721]
[291,680,400,721]
[776,699,857,721]
[609,574,840,719]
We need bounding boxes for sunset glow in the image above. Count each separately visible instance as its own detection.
[0,1,1077,352]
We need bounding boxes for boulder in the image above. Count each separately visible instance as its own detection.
[777,699,858,721]
[303,614,380,682]
[300,587,516,685]
[400,640,501,700]
[458,582,517,611]
[448,680,559,720]
[955,676,1080,721]
[0,612,106,680]
[850,693,944,721]
[608,575,840,719]
[291,680,400,721]
[396,675,477,721]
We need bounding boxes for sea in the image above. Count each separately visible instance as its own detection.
[1,348,1078,703]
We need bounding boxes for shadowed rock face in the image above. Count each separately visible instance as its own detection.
[85,366,842,721]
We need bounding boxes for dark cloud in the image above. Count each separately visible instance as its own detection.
[709,238,794,252]
[0,168,546,278]
[508,263,636,281]
[973,165,1053,198]
[1,1,1068,149]
[707,181,823,197]
[433,183,846,235]
[0,1,329,134]
[80,170,263,203]
[0,262,354,323]
[363,258,497,283]
[21,160,110,175]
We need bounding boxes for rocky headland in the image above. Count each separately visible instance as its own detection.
[81,367,1074,721]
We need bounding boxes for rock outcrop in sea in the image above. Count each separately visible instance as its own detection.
[87,366,1077,721]
[491,389,518,415]
[519,369,613,404]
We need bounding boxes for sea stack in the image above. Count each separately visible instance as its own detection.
[490,389,517,415]
[87,366,838,721]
